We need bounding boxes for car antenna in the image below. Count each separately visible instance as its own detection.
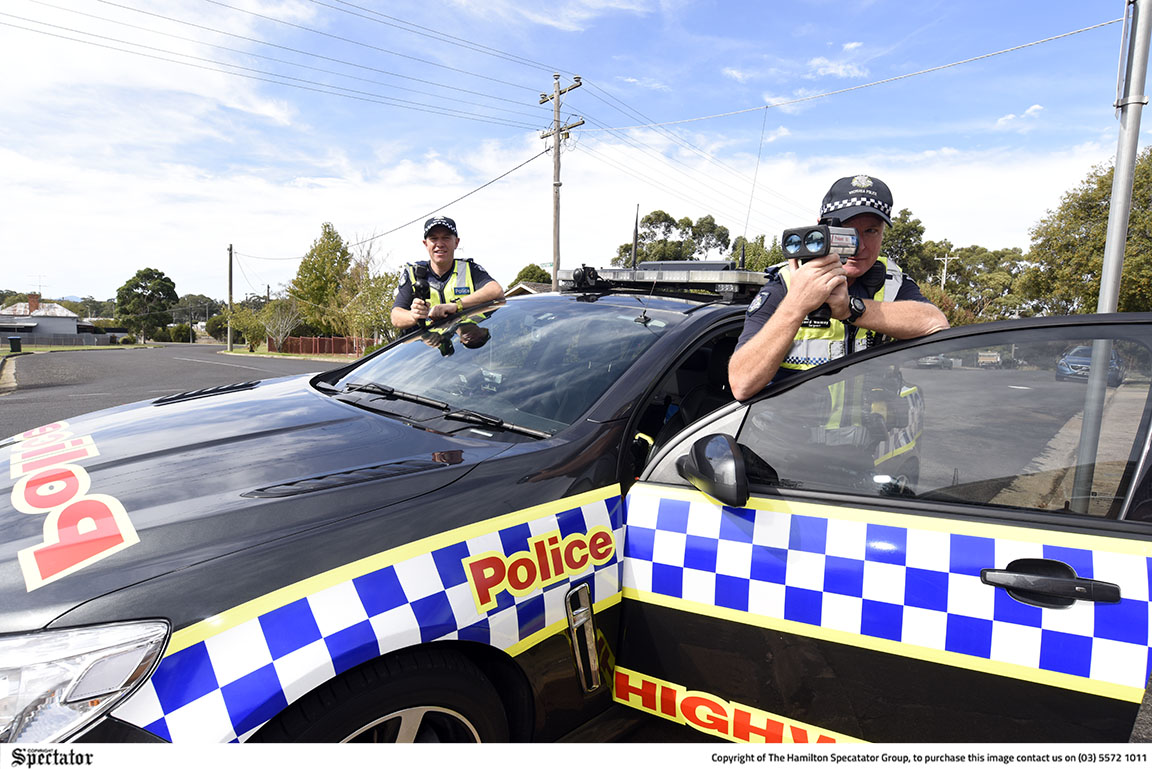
[633,270,657,325]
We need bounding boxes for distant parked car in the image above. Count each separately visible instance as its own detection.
[916,353,953,369]
[1056,344,1126,386]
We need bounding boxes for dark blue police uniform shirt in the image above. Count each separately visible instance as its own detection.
[735,262,933,383]
[394,259,495,310]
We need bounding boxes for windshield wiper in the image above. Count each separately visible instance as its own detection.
[444,408,552,439]
[342,381,450,410]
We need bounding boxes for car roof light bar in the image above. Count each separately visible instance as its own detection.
[558,261,770,303]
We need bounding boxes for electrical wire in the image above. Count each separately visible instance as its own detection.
[311,0,562,74]
[233,148,550,264]
[199,0,540,92]
[24,0,550,121]
[89,0,546,110]
[0,16,542,130]
[743,105,770,241]
[580,83,811,221]
[582,17,1125,131]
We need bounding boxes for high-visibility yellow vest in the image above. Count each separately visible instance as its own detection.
[778,256,904,372]
[407,260,478,306]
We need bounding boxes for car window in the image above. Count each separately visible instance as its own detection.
[736,326,1152,520]
[336,298,673,433]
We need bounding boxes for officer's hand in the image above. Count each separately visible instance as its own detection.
[786,256,846,313]
[410,298,430,320]
[827,282,850,320]
[428,303,456,320]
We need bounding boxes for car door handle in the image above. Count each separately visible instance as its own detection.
[980,558,1120,608]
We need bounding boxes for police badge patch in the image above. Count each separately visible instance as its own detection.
[748,291,767,314]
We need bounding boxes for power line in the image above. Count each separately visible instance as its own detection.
[310,0,562,74]
[0,16,542,130]
[234,148,550,264]
[199,0,540,92]
[580,82,811,220]
[582,18,1125,131]
[89,0,545,110]
[25,0,550,121]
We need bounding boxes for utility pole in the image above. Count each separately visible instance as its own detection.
[227,244,234,352]
[1071,0,1152,514]
[540,73,584,291]
[935,251,957,288]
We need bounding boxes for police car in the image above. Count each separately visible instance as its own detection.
[2,264,1151,744]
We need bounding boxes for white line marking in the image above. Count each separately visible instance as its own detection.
[1007,385,1032,390]
[172,357,271,371]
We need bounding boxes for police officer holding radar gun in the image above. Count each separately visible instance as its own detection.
[728,175,949,401]
[391,216,505,331]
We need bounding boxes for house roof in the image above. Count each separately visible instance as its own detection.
[0,302,79,318]
[505,281,554,297]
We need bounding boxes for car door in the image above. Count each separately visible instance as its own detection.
[616,316,1152,743]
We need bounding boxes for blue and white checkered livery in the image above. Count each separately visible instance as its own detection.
[114,492,624,742]
[622,484,1152,699]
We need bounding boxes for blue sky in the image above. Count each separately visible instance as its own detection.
[0,0,1141,303]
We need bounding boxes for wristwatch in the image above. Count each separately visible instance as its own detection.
[846,296,866,324]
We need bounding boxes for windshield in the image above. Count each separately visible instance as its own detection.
[334,297,672,434]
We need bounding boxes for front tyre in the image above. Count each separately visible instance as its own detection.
[249,648,510,743]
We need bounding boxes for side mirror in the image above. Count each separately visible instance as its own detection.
[675,434,749,507]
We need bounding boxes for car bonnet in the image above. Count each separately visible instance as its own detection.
[0,375,509,633]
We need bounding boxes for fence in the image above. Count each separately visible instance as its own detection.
[268,336,372,356]
[6,334,120,347]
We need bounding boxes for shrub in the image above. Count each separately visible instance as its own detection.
[171,323,195,343]
[363,340,389,356]
[120,335,137,345]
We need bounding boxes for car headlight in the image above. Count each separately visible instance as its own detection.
[1,621,169,743]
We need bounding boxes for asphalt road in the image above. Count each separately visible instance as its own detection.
[0,344,347,439]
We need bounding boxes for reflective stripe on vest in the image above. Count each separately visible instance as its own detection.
[778,257,904,372]
[407,260,477,306]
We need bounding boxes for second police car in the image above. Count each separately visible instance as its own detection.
[2,262,1151,743]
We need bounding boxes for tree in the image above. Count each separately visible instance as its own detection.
[115,268,178,342]
[691,215,731,258]
[881,209,933,283]
[1021,146,1152,315]
[174,293,223,325]
[261,296,303,352]
[290,222,352,334]
[729,235,783,272]
[919,284,977,328]
[229,306,266,352]
[206,313,231,342]
[945,245,1030,321]
[511,263,550,286]
[613,210,730,265]
[0,290,25,309]
[340,239,402,351]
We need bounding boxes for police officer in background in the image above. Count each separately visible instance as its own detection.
[728,175,949,401]
[390,216,504,331]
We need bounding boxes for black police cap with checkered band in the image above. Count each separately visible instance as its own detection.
[819,175,893,225]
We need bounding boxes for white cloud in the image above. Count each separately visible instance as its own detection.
[723,67,752,83]
[618,76,672,91]
[450,0,655,32]
[807,56,868,79]
[762,91,806,115]
[995,104,1045,133]
[842,42,863,52]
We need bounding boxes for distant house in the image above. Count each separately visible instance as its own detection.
[505,281,554,298]
[0,293,113,342]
